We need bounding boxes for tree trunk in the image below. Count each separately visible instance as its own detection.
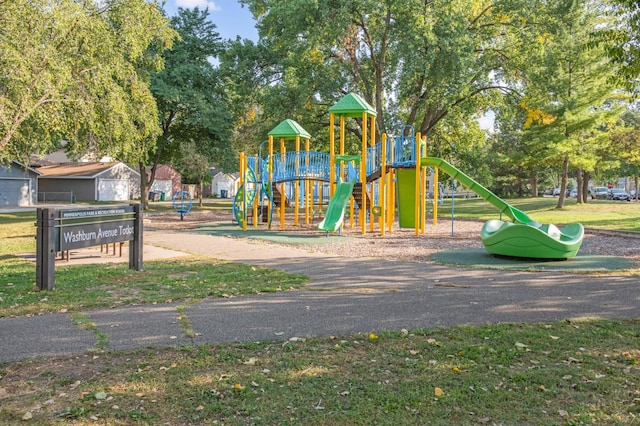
[199,180,204,207]
[575,168,583,204]
[139,162,150,210]
[582,171,590,203]
[555,155,569,209]
[531,171,538,197]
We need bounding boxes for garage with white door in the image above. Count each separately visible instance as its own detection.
[36,162,141,202]
[98,179,130,201]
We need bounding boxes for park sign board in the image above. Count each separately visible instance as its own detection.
[36,204,143,291]
[57,206,135,251]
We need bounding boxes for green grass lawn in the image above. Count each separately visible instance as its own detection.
[438,196,640,231]
[0,201,639,425]
[1,321,638,425]
[0,209,307,318]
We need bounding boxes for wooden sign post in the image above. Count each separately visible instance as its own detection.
[36,204,143,291]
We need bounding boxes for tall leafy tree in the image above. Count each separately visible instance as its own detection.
[177,141,211,207]
[610,109,640,199]
[232,0,539,149]
[142,7,232,207]
[513,0,622,207]
[0,0,177,164]
[598,0,640,94]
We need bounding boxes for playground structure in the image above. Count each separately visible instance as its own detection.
[172,190,192,221]
[233,93,584,259]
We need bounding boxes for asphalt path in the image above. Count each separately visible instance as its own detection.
[1,230,638,363]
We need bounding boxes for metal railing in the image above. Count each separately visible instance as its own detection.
[38,191,74,203]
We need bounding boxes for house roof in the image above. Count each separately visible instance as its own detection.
[10,160,42,176]
[30,150,113,166]
[36,162,136,178]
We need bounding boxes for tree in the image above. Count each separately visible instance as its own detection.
[610,109,640,199]
[513,0,622,207]
[597,0,640,94]
[233,0,538,152]
[141,7,232,209]
[177,142,211,207]
[0,0,177,164]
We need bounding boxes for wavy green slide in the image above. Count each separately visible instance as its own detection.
[318,181,355,233]
[418,157,584,259]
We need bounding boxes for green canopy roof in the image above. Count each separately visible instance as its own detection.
[328,93,377,117]
[267,119,311,139]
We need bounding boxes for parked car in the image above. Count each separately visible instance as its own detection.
[592,187,609,199]
[630,189,637,198]
[569,189,578,198]
[607,188,630,201]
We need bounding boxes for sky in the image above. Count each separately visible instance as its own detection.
[163,0,258,41]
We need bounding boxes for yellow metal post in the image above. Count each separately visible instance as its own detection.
[294,136,300,226]
[268,137,274,230]
[387,134,395,232]
[380,133,386,236]
[414,132,420,236]
[369,115,375,233]
[239,152,247,231]
[280,137,285,229]
[433,167,439,226]
[305,138,310,225]
[339,116,345,181]
[360,111,367,235]
[329,113,335,198]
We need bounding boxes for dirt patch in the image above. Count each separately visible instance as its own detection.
[144,211,640,263]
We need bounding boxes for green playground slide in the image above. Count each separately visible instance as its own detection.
[411,157,584,259]
[318,181,356,233]
[420,157,538,226]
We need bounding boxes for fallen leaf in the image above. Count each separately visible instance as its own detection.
[95,392,107,400]
[515,342,527,349]
[369,333,379,340]
[558,409,568,417]
[434,387,444,396]
[234,383,245,391]
[243,358,257,366]
[22,412,32,420]
[549,335,560,340]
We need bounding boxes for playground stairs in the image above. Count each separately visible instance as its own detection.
[272,185,292,208]
[352,183,372,212]
[367,169,382,182]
